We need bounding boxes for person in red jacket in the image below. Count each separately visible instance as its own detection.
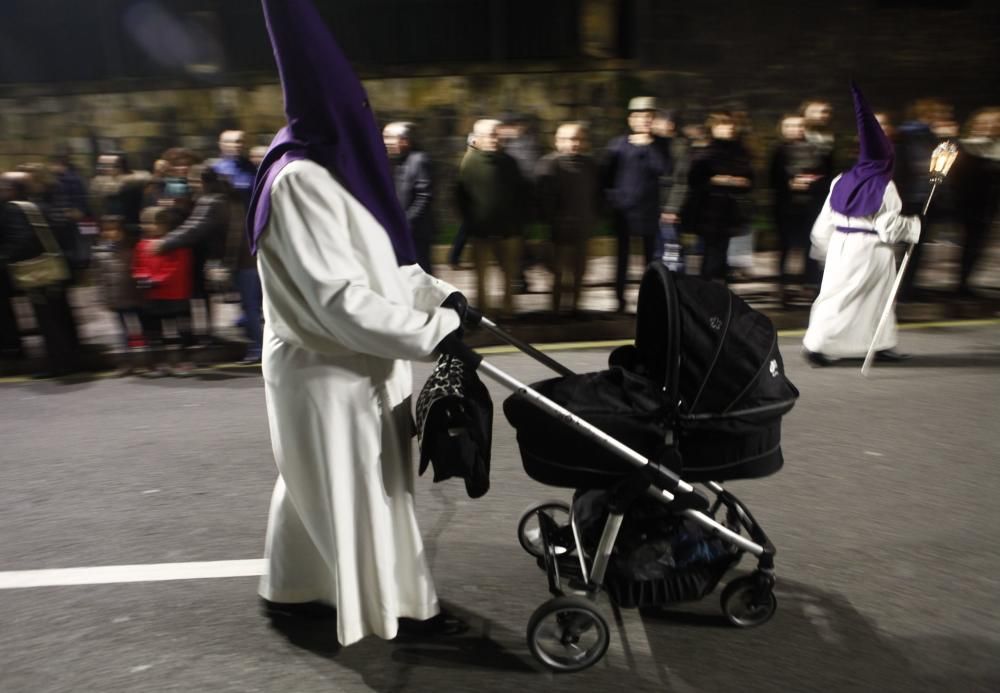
[132,206,195,376]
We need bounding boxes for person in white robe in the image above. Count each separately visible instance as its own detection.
[247,0,465,646]
[803,84,921,365]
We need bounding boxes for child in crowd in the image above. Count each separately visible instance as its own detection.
[132,206,195,376]
[92,214,144,375]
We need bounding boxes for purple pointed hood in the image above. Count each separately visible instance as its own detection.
[246,0,415,263]
[829,82,895,217]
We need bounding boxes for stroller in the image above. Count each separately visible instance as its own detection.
[452,263,798,673]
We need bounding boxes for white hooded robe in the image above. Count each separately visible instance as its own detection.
[255,159,460,646]
[803,176,921,358]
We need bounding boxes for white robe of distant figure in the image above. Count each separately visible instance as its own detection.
[803,175,920,357]
[256,158,460,646]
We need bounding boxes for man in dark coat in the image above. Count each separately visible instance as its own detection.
[602,96,670,312]
[455,119,529,316]
[384,122,436,275]
[895,98,958,301]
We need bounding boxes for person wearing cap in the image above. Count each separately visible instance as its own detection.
[802,84,921,367]
[249,0,467,646]
[602,96,670,313]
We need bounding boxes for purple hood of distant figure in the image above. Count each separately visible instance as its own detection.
[829,82,895,218]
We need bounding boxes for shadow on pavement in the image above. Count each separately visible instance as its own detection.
[257,574,1000,691]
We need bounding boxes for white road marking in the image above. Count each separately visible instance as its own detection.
[0,559,265,589]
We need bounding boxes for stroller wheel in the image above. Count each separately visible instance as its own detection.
[720,575,777,628]
[527,595,610,673]
[517,500,571,558]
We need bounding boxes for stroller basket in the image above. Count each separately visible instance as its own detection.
[606,552,741,609]
[504,264,798,486]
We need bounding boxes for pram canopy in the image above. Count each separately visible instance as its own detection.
[504,264,799,488]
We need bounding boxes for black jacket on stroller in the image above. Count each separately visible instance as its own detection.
[504,264,799,489]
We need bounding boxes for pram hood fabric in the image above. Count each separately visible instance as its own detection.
[504,265,798,486]
[635,264,798,427]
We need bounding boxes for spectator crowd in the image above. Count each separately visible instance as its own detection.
[2,95,999,378]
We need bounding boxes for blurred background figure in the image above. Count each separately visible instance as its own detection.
[249,145,269,169]
[498,114,541,294]
[603,96,669,312]
[896,98,959,302]
[726,110,757,279]
[92,214,144,375]
[535,121,601,315]
[769,114,827,306]
[49,150,94,280]
[212,130,257,204]
[875,111,897,142]
[0,171,81,378]
[954,107,1000,297]
[154,165,230,352]
[455,118,528,317]
[683,111,753,283]
[132,205,194,377]
[384,121,437,275]
[89,152,130,222]
[801,99,837,162]
[653,108,689,272]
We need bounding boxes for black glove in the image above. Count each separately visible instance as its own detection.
[441,291,482,328]
[442,291,468,323]
[436,329,482,369]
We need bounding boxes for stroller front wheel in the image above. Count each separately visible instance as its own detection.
[527,595,610,673]
[517,500,571,558]
[720,574,777,627]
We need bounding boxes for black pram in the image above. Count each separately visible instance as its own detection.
[451,264,798,673]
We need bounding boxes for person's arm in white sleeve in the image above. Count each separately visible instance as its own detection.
[397,263,459,313]
[261,166,459,362]
[809,185,837,261]
[874,181,921,245]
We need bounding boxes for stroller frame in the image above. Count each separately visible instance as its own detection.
[471,315,778,673]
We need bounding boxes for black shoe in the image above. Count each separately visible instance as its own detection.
[875,348,911,363]
[260,598,337,620]
[802,347,834,367]
[396,611,469,639]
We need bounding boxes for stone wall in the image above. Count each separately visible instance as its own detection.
[2,0,998,236]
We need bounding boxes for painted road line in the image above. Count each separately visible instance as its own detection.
[0,559,265,589]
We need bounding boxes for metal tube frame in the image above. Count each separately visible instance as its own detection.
[477,359,768,564]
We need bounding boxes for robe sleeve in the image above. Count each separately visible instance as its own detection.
[809,185,837,261]
[261,166,459,362]
[397,263,459,313]
[873,181,921,246]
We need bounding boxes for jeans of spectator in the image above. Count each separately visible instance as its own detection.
[551,240,588,313]
[471,235,522,316]
[448,224,468,267]
[615,225,656,307]
[959,219,991,293]
[237,268,264,360]
[0,271,23,358]
[141,301,195,360]
[413,230,434,276]
[28,285,81,375]
[655,222,686,273]
[114,309,143,350]
[727,227,754,270]
[700,235,731,282]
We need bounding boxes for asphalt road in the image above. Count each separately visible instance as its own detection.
[1,324,999,692]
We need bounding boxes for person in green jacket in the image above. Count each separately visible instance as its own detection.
[455,119,529,317]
